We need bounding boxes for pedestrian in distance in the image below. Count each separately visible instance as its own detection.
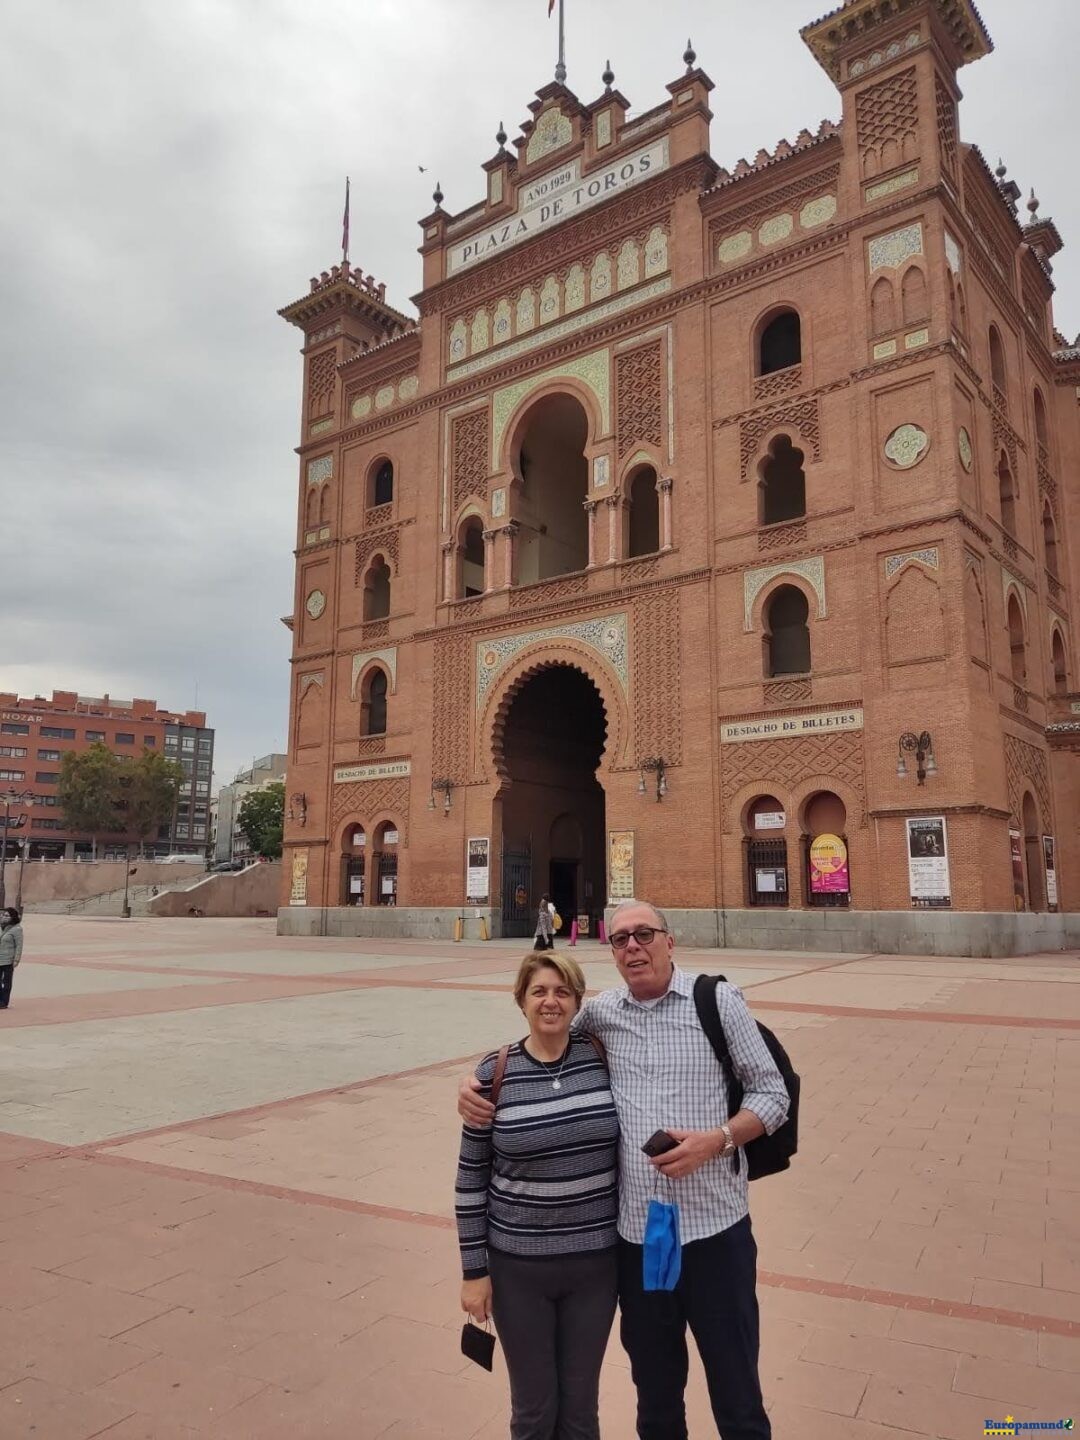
[533,891,555,950]
[460,899,790,1440]
[0,906,24,1010]
[456,951,619,1440]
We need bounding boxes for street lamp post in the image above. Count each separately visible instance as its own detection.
[121,845,134,918]
[0,787,36,912]
[15,838,28,912]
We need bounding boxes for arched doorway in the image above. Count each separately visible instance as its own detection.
[512,394,590,584]
[1022,792,1045,912]
[495,664,607,936]
[341,823,366,906]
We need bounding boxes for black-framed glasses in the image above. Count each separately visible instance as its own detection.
[610,926,667,949]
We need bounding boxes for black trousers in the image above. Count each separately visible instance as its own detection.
[618,1216,770,1440]
[490,1247,618,1440]
[0,965,12,1008]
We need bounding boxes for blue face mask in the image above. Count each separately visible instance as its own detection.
[643,1197,681,1291]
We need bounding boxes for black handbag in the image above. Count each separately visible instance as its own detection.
[460,1319,496,1371]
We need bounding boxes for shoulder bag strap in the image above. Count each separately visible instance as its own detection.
[488,1044,511,1108]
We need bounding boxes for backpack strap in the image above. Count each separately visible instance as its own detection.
[692,973,743,1175]
[488,1044,511,1108]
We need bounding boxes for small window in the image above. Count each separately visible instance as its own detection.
[1043,502,1059,578]
[758,310,801,376]
[144,736,157,747]
[627,466,660,558]
[371,459,394,507]
[764,586,811,677]
[0,747,27,758]
[759,436,806,525]
[870,276,896,335]
[1007,594,1026,686]
[364,557,392,620]
[457,518,486,599]
[364,669,389,736]
[1,723,29,736]
[37,749,60,761]
[41,727,75,740]
[85,730,105,742]
[901,266,928,325]
[35,772,58,784]
[1033,388,1049,454]
[0,769,26,781]
[1052,631,1068,697]
[115,733,135,745]
[989,324,1008,402]
[181,736,195,750]
[998,452,1016,537]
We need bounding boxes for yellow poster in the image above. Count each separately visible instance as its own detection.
[290,848,309,905]
[608,830,635,903]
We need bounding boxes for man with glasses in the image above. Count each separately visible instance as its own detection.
[458,899,787,1439]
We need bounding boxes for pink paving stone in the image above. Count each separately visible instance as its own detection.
[0,1375,136,1440]
[91,1351,269,1428]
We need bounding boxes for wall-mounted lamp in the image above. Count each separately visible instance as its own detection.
[637,756,668,802]
[287,792,307,827]
[897,731,937,785]
[428,778,454,814]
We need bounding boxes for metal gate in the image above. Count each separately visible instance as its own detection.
[501,844,532,937]
[745,838,789,908]
[374,849,398,906]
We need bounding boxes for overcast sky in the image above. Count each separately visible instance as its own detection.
[2,0,1076,785]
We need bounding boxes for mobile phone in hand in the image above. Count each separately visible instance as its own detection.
[642,1128,679,1158]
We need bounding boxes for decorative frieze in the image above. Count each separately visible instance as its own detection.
[716,193,836,267]
[744,557,826,630]
[884,547,939,580]
[476,613,628,708]
[349,373,419,422]
[864,168,919,203]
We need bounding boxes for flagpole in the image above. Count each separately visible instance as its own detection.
[555,0,566,83]
[342,176,350,266]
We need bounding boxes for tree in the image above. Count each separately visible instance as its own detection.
[124,750,185,855]
[58,743,122,859]
[236,782,285,860]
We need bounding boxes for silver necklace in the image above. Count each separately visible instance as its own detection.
[535,1043,572,1090]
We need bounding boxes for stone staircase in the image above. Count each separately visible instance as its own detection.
[63,879,203,918]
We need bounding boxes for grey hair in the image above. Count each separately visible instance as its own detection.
[609,899,669,932]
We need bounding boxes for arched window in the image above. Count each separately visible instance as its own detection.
[511,392,589,583]
[305,488,319,528]
[901,266,928,325]
[870,277,896,335]
[370,459,394,508]
[758,310,801,376]
[457,517,485,598]
[759,435,806,525]
[1043,501,1059,578]
[318,484,331,526]
[1007,594,1026,686]
[1033,388,1049,455]
[627,466,660,557]
[362,669,388,736]
[363,556,391,620]
[764,585,811,677]
[997,452,1016,537]
[989,325,1008,405]
[1052,629,1068,698]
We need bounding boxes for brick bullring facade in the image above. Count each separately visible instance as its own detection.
[276,0,1080,956]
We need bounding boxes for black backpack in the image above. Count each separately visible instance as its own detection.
[692,973,800,1181]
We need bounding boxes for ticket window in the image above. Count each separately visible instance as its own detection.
[343,826,365,906]
[745,796,788,908]
[374,823,399,906]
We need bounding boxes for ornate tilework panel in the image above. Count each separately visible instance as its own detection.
[492,350,611,468]
[476,613,628,709]
[350,647,398,697]
[758,213,794,246]
[739,397,821,479]
[883,423,929,469]
[864,168,919,202]
[451,409,489,515]
[800,194,837,228]
[307,455,333,487]
[432,633,471,784]
[632,591,682,764]
[744,557,826,631]
[936,75,958,179]
[526,106,572,163]
[616,340,664,460]
[869,223,924,272]
[884,547,939,579]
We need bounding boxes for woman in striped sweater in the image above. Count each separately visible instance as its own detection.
[456,952,619,1440]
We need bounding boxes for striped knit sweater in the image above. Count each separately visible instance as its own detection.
[455,1033,619,1278]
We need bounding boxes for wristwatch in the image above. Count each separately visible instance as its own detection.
[718,1123,736,1158]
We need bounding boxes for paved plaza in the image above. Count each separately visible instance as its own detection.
[0,916,1077,1438]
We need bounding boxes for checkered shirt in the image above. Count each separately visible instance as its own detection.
[577,966,789,1245]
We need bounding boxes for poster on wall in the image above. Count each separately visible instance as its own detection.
[290,848,309,906]
[906,817,951,908]
[466,837,490,904]
[1042,835,1058,910]
[1009,829,1025,910]
[809,834,849,894]
[754,811,785,831]
[608,830,635,903]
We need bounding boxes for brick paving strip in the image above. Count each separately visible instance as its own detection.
[1,917,1078,1437]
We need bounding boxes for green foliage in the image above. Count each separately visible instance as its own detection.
[125,750,185,847]
[58,743,122,848]
[236,782,285,860]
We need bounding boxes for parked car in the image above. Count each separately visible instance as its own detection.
[210,859,246,873]
[158,854,204,866]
